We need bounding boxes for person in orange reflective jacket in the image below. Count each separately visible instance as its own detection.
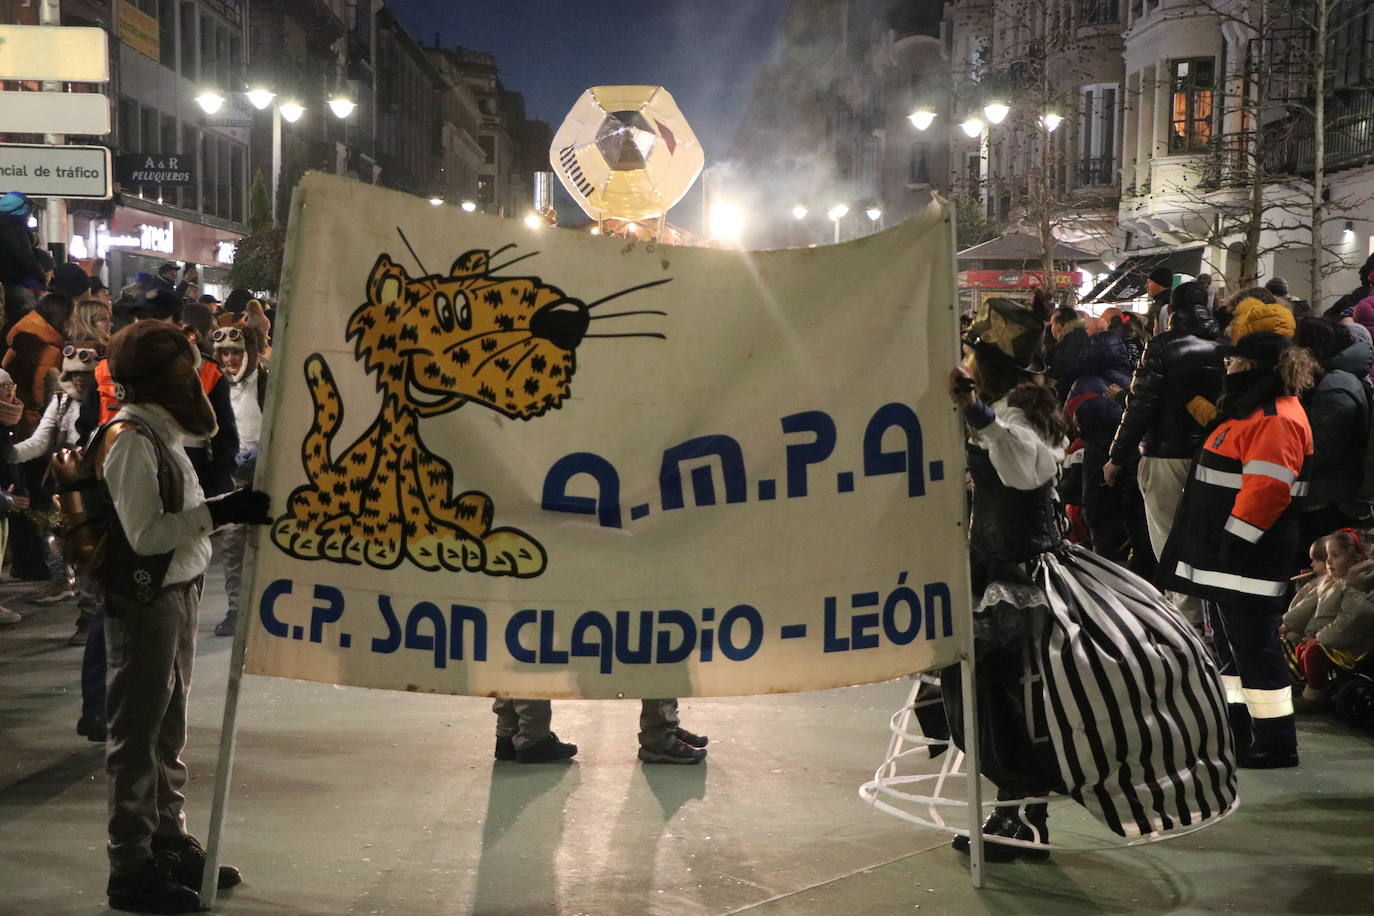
[1160,331,1316,769]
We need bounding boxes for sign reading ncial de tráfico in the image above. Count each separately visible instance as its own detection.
[0,144,111,200]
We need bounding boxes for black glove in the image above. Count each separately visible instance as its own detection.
[207,488,273,527]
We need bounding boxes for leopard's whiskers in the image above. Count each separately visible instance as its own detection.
[582,332,667,340]
[587,310,666,321]
[585,278,673,309]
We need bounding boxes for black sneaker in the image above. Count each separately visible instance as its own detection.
[495,736,517,761]
[213,613,237,637]
[638,739,707,764]
[674,727,709,748]
[515,733,578,763]
[76,717,106,743]
[107,858,201,914]
[151,833,242,890]
[951,805,1050,862]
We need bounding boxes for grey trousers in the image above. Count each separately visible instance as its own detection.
[105,580,200,874]
[493,698,682,751]
[1138,455,1207,634]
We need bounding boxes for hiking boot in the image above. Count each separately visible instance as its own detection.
[515,733,578,763]
[151,833,242,890]
[213,612,237,637]
[106,858,201,914]
[638,738,707,765]
[952,804,1050,862]
[494,736,517,761]
[674,727,709,748]
[0,605,20,626]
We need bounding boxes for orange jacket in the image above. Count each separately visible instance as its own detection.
[95,355,222,425]
[2,309,65,436]
[1160,395,1313,600]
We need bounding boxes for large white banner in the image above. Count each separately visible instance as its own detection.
[243,172,968,698]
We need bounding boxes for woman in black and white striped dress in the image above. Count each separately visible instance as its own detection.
[942,294,1237,860]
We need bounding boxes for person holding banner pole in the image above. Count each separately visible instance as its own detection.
[928,292,1236,861]
[99,321,273,914]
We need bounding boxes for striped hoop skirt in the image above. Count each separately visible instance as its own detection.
[951,544,1238,838]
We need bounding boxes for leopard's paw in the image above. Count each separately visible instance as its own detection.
[363,535,403,569]
[481,528,547,578]
[271,517,325,559]
[319,524,364,565]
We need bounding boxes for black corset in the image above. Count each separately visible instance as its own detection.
[966,441,1061,565]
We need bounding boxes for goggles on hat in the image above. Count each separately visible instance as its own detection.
[212,326,245,344]
[62,345,100,363]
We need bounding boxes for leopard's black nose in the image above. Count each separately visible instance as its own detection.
[530,299,589,351]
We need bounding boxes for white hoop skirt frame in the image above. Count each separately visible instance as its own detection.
[860,545,1241,853]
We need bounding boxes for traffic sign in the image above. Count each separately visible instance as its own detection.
[0,143,111,199]
[0,25,109,82]
[0,91,110,134]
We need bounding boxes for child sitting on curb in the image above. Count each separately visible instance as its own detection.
[1283,529,1374,710]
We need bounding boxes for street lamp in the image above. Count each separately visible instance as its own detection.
[278,100,305,123]
[1040,112,1064,133]
[960,117,984,138]
[866,207,882,226]
[708,201,744,244]
[428,197,444,206]
[195,90,226,114]
[792,204,808,221]
[908,109,936,131]
[460,200,477,212]
[523,212,543,229]
[245,87,276,110]
[327,95,356,119]
[827,204,848,244]
[983,101,1010,125]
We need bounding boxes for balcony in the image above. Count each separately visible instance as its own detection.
[1076,156,1116,188]
[1263,89,1374,176]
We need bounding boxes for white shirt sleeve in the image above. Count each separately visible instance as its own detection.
[973,404,1061,491]
[102,430,213,557]
[10,395,62,464]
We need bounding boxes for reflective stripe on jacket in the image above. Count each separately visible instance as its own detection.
[1158,395,1313,600]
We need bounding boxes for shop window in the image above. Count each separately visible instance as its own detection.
[1169,58,1215,153]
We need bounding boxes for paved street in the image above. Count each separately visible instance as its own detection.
[2,564,1373,915]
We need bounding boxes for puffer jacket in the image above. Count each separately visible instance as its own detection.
[1301,331,1373,508]
[1109,293,1224,463]
[1316,587,1374,657]
[1284,574,1341,637]
[1052,324,1132,400]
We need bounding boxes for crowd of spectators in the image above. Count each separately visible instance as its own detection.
[1037,254,1374,739]
[0,190,272,654]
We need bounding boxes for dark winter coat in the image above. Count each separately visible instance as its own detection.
[1109,297,1224,463]
[0,219,41,287]
[1300,332,1373,509]
[1052,325,1132,400]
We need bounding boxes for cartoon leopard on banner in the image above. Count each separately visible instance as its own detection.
[271,245,667,577]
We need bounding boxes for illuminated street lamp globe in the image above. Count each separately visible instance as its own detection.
[550,85,705,222]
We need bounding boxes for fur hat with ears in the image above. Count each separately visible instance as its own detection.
[61,343,101,377]
[107,321,217,438]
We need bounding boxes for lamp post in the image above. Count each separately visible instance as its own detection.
[826,204,849,244]
[196,84,351,227]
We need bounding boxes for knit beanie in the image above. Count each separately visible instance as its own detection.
[1148,266,1173,288]
[1265,276,1290,298]
[0,191,32,220]
[50,263,90,299]
[1229,298,1296,342]
[1353,296,1374,339]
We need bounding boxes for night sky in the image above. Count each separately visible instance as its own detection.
[386,0,790,167]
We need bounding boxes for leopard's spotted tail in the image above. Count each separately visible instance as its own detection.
[301,354,344,487]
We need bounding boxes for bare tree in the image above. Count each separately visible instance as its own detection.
[1154,0,1372,306]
